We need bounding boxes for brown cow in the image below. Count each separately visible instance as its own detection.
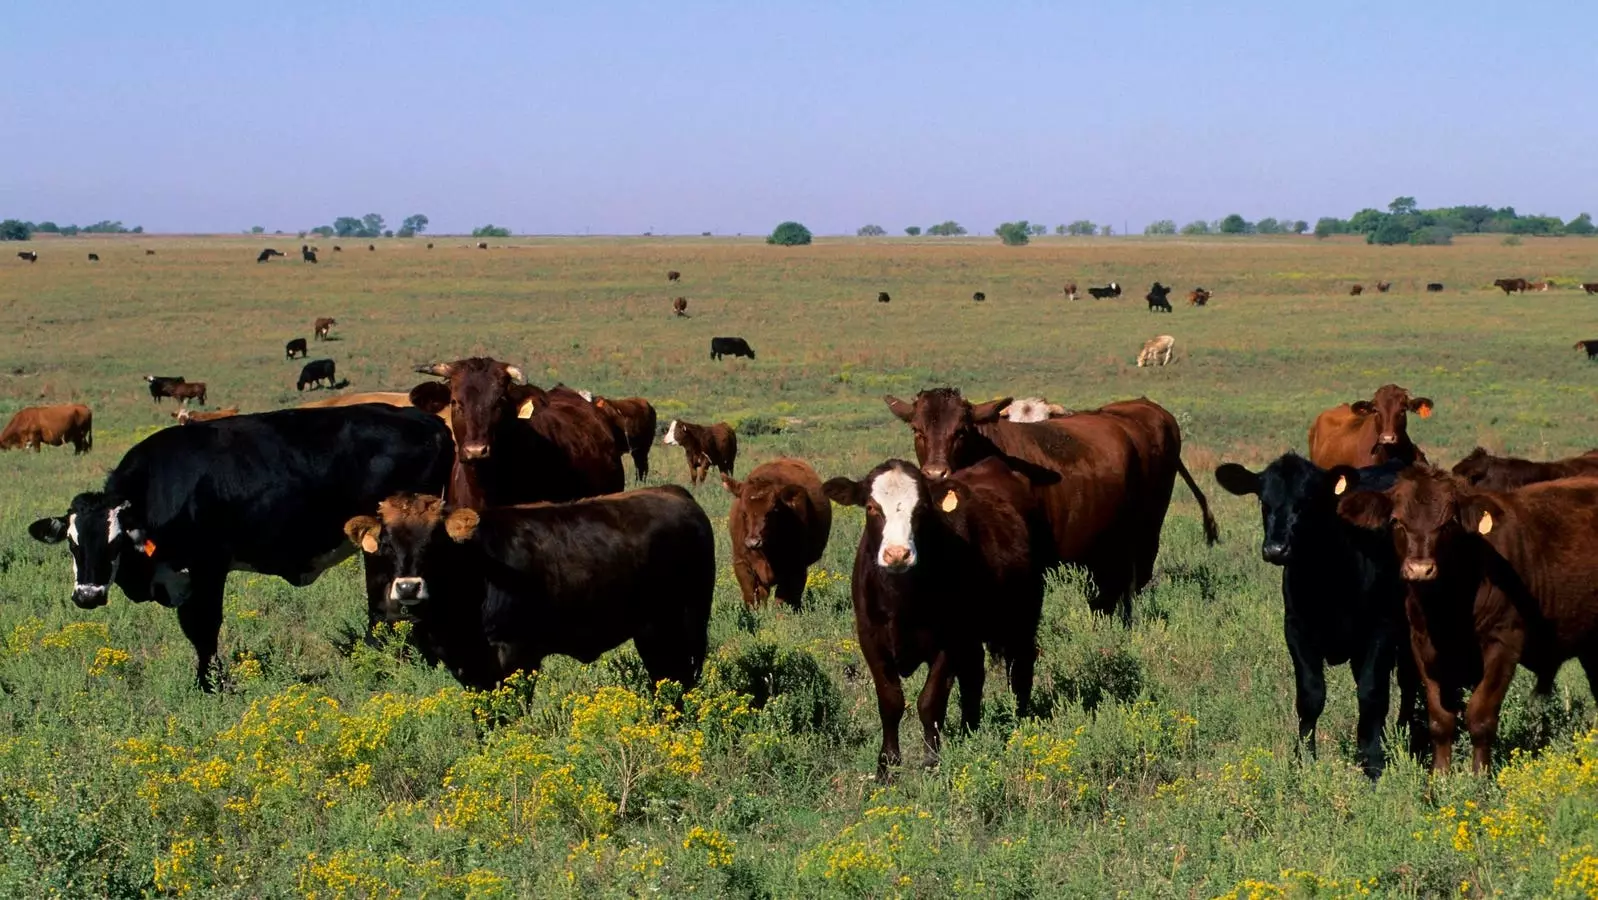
[1307,384,1433,470]
[1187,288,1212,306]
[667,270,681,282]
[409,358,622,509]
[1349,284,1364,296]
[722,458,832,610]
[1531,280,1553,292]
[1451,447,1598,491]
[591,395,657,482]
[1583,283,1598,295]
[168,382,208,406]
[1493,277,1529,295]
[662,419,736,487]
[314,317,336,340]
[1339,469,1598,772]
[1376,281,1392,293]
[1063,282,1078,300]
[0,404,92,453]
[173,407,240,425]
[673,296,688,317]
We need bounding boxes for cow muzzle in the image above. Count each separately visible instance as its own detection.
[1378,433,1398,445]
[1260,543,1290,565]
[878,544,916,571]
[72,584,109,608]
[459,443,491,461]
[743,536,763,550]
[1401,559,1438,582]
[922,464,950,480]
[390,577,430,606]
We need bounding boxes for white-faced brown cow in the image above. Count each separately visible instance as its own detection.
[662,419,737,487]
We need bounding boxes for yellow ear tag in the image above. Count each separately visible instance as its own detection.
[1333,475,1348,496]
[360,534,378,554]
[141,539,157,557]
[517,399,535,419]
[940,491,959,512]
[1477,511,1493,535]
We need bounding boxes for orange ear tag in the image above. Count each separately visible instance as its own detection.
[141,539,157,557]
[1418,405,1432,419]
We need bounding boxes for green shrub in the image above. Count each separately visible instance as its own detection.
[767,221,812,246]
[701,641,844,739]
[994,221,1031,246]
[735,415,782,436]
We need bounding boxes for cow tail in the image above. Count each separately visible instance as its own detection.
[1176,456,1221,545]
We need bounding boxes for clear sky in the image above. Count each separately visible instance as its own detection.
[4,1,1594,236]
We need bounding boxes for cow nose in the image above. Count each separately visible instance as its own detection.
[923,464,950,480]
[744,537,763,550]
[460,443,491,461]
[1402,559,1438,582]
[72,585,109,608]
[390,577,428,605]
[1260,543,1290,565]
[1378,433,1398,445]
[879,544,915,570]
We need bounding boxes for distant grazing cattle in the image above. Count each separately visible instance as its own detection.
[16,251,37,263]
[145,249,155,255]
[825,457,1050,780]
[168,382,208,406]
[667,270,681,282]
[1137,334,1175,367]
[301,245,317,263]
[333,245,342,252]
[87,253,99,262]
[589,395,657,482]
[1577,340,1598,360]
[426,243,434,249]
[877,291,891,303]
[296,359,336,391]
[673,296,688,316]
[286,338,308,359]
[256,248,284,262]
[1087,281,1121,299]
[997,397,1070,423]
[1493,277,1530,295]
[1426,282,1444,292]
[367,244,375,251]
[710,336,755,360]
[1307,383,1433,470]
[1338,468,1598,772]
[313,317,335,340]
[722,458,832,610]
[663,419,737,487]
[972,291,986,302]
[1349,284,1364,296]
[1063,282,1079,300]
[27,405,453,688]
[1215,454,1425,778]
[345,488,713,692]
[144,375,186,403]
[174,407,240,425]
[1145,282,1173,312]
[1450,446,1598,491]
[1583,283,1598,295]
[407,357,623,509]
[1187,288,1211,306]
[476,242,488,249]
[0,404,92,454]
[1531,280,1552,291]
[1375,281,1391,293]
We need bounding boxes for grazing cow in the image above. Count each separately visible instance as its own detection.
[673,296,688,316]
[1215,454,1426,778]
[145,250,155,256]
[345,488,713,692]
[256,248,284,262]
[710,336,755,360]
[296,359,336,391]
[1087,282,1121,299]
[972,291,986,302]
[1531,280,1553,292]
[87,253,99,262]
[17,251,37,263]
[1064,282,1079,300]
[1426,282,1444,292]
[174,407,240,425]
[476,242,488,250]
[1146,282,1173,312]
[1450,446,1598,491]
[997,397,1070,423]
[368,244,375,252]
[28,405,453,688]
[168,382,208,406]
[313,317,335,340]
[0,404,92,454]
[144,375,185,403]
[333,245,342,252]
[427,243,433,249]
[824,457,1049,780]
[285,337,308,359]
[1187,288,1211,306]
[723,458,832,610]
[1307,384,1433,470]
[1582,283,1598,295]
[1576,340,1598,360]
[663,419,737,487]
[667,270,681,282]
[301,245,317,263]
[1493,277,1530,295]
[878,291,891,303]
[1136,334,1175,367]
[1338,469,1598,772]
[1376,281,1392,293]
[1350,284,1364,297]
[407,358,623,509]
[590,395,658,482]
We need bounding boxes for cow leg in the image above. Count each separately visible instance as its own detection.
[632,449,648,482]
[1579,649,1598,704]
[1007,640,1038,718]
[176,572,227,691]
[954,649,985,735]
[731,557,760,609]
[772,571,803,612]
[1396,644,1430,762]
[1350,644,1395,779]
[867,657,905,782]
[1284,618,1326,759]
[916,652,956,770]
[1465,643,1518,773]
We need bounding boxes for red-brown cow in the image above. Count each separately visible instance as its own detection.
[1187,288,1212,306]
[1350,284,1364,296]
[723,458,832,610]
[168,382,208,406]
[314,317,336,340]
[1307,384,1433,470]
[1451,447,1598,491]
[1376,281,1392,293]
[1339,469,1598,772]
[0,404,92,453]
[592,395,658,482]
[1493,277,1530,295]
[673,296,688,317]
[662,419,736,487]
[173,407,240,425]
[1063,282,1079,300]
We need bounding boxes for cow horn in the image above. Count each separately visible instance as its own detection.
[415,362,454,377]
[504,365,526,384]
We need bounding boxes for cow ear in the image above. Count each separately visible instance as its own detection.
[823,477,867,507]
[344,516,381,554]
[444,508,480,542]
[778,484,808,508]
[884,396,913,423]
[1350,401,1376,415]
[1336,491,1392,529]
[1457,495,1503,537]
[721,475,743,497]
[509,384,547,419]
[1410,397,1435,419]
[970,397,1012,424]
[28,517,68,544]
[1045,403,1070,418]
[997,404,1014,419]
[409,381,451,414]
[1213,463,1261,497]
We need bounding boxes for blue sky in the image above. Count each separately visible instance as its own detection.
[3,1,1594,235]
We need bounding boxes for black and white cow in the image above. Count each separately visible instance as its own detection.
[27,405,453,688]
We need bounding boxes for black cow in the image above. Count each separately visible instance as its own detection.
[1215,454,1426,778]
[301,244,318,263]
[972,291,986,302]
[367,244,375,252]
[87,253,99,262]
[878,291,891,303]
[1146,282,1173,312]
[144,375,186,403]
[1087,281,1121,299]
[711,337,755,360]
[17,251,38,263]
[297,359,336,391]
[1426,283,1444,292]
[285,338,309,360]
[257,248,284,262]
[27,405,454,688]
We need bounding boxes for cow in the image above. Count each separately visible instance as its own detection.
[972,292,986,303]
[663,419,737,487]
[296,359,336,391]
[1307,384,1433,470]
[1531,280,1552,292]
[996,397,1070,423]
[1577,340,1598,360]
[314,317,335,340]
[590,395,657,482]
[1426,283,1444,292]
[1350,285,1364,297]
[1450,446,1598,491]
[722,458,832,610]
[1063,282,1079,300]
[673,296,688,316]
[17,251,37,263]
[1214,454,1426,778]
[173,407,240,425]
[668,270,682,282]
[427,243,434,249]
[1146,282,1173,312]
[301,245,317,263]
[1583,283,1598,295]
[885,388,1219,621]
[344,488,713,693]
[368,244,375,252]
[824,457,1049,780]
[1187,288,1211,306]
[710,337,755,360]
[0,404,92,454]
[256,248,284,262]
[878,291,891,304]
[1338,468,1598,772]
[87,253,99,262]
[333,245,343,252]
[144,375,185,403]
[1087,282,1121,299]
[286,338,308,359]
[298,391,411,410]
[407,357,623,509]
[145,250,156,256]
[476,242,488,250]
[168,382,208,406]
[1376,281,1392,293]
[27,405,454,689]
[1493,277,1530,295]
[1136,335,1175,367]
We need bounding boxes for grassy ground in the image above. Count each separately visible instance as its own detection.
[1,234,1596,898]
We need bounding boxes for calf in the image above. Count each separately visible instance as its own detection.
[1146,282,1173,312]
[313,317,336,340]
[972,291,986,302]
[144,375,185,403]
[257,248,283,262]
[1307,383,1433,470]
[1136,334,1175,367]
[722,459,832,610]
[1376,281,1392,293]
[1187,288,1211,306]
[1063,282,1078,300]
[1339,469,1598,772]
[0,404,92,453]
[663,419,737,486]
[1087,281,1121,299]
[301,245,317,263]
[673,296,688,316]
[1493,277,1529,295]
[297,359,336,391]
[710,336,755,360]
[345,489,713,692]
[825,458,1048,780]
[17,251,37,263]
[591,395,658,482]
[286,337,308,359]
[1426,282,1444,292]
[168,382,207,406]
[667,270,681,282]
[174,407,240,425]
[1451,446,1598,491]
[1349,284,1364,296]
[1577,339,1598,360]
[877,291,891,303]
[1215,454,1425,777]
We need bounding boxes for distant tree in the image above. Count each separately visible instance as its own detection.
[1408,225,1453,245]
[994,221,1031,246]
[926,221,966,237]
[1388,196,1418,217]
[0,220,32,241]
[1143,219,1177,235]
[472,224,512,238]
[1255,217,1281,234]
[58,225,80,237]
[856,224,886,237]
[1101,224,1114,236]
[1368,218,1413,245]
[82,220,130,234]
[1348,208,1388,234]
[311,225,335,238]
[360,214,385,238]
[1313,217,1348,238]
[1292,220,1309,234]
[131,225,144,234]
[34,221,59,234]
[1028,223,1047,236]
[399,214,429,237]
[1219,213,1250,234]
[250,225,265,234]
[297,230,307,239]
[767,221,813,246]
[1508,215,1564,235]
[1179,220,1211,236]
[1054,224,1067,235]
[1566,212,1595,236]
[382,229,394,238]
[1066,220,1097,236]
[333,217,363,238]
[904,226,922,236]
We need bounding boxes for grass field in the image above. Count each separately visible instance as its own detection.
[2,234,1597,898]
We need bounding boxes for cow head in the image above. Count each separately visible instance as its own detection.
[885,388,1010,480]
[1215,454,1364,565]
[1349,384,1433,450]
[662,420,683,446]
[410,358,541,462]
[824,459,936,572]
[1337,468,1499,583]
[1449,447,1494,486]
[345,493,479,609]
[28,492,163,608]
[997,397,1070,424]
[723,473,808,571]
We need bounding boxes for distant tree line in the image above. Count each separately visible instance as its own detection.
[303,213,431,240]
[1312,197,1594,245]
[0,219,144,241]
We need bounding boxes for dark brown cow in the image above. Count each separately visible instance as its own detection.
[662,419,736,487]
[972,291,986,302]
[1426,283,1444,292]
[1349,284,1364,296]
[408,358,623,510]
[173,407,240,425]
[1187,288,1212,306]
[591,395,658,482]
[1493,277,1530,295]
[667,270,681,282]
[145,249,155,256]
[673,296,688,316]
[1307,384,1433,470]
[824,457,1049,780]
[1583,283,1598,295]
[0,404,92,453]
[168,382,208,406]
[1063,282,1078,300]
[314,317,336,340]
[722,458,832,610]
[1577,340,1598,360]
[1339,469,1598,772]
[1376,281,1392,293]
[877,291,891,304]
[1451,447,1598,491]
